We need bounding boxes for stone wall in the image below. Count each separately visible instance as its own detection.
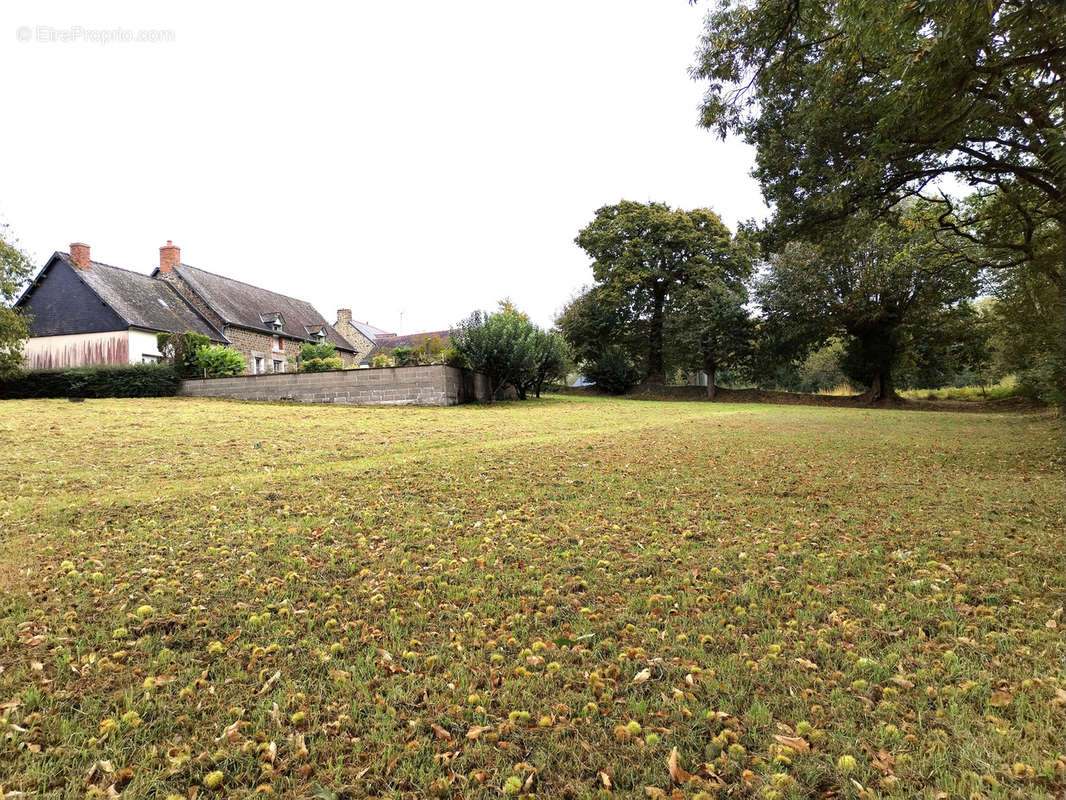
[178,365,491,406]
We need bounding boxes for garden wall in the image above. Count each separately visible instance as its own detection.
[178,365,491,406]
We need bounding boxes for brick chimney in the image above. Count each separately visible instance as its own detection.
[336,309,352,326]
[70,242,91,270]
[159,240,180,272]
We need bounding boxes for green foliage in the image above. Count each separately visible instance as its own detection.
[301,357,343,373]
[371,353,394,368]
[192,345,245,377]
[757,204,979,399]
[391,346,420,367]
[1,226,34,379]
[583,346,642,394]
[299,341,337,362]
[441,347,469,369]
[450,306,538,401]
[157,330,212,378]
[574,201,753,382]
[693,0,1064,281]
[525,329,571,398]
[0,363,179,398]
[666,280,754,398]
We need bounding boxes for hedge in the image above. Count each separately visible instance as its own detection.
[0,363,180,399]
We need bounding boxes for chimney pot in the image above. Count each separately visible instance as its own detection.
[159,240,180,273]
[70,242,91,270]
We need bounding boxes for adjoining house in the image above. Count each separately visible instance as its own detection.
[15,242,357,373]
[332,310,453,366]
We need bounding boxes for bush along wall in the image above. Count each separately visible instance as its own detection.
[0,363,180,399]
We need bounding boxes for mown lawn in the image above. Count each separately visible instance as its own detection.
[0,396,1062,800]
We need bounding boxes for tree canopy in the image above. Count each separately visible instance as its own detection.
[573,200,752,383]
[693,0,1064,282]
[757,203,979,399]
[1,227,34,378]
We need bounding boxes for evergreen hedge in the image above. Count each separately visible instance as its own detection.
[0,363,180,399]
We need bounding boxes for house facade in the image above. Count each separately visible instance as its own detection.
[16,242,356,373]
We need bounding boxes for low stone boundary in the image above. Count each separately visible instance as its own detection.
[178,365,490,406]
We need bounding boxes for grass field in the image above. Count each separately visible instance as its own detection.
[0,396,1063,800]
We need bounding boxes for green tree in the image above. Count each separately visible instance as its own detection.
[757,206,979,400]
[1,227,34,378]
[299,341,337,362]
[693,0,1065,289]
[193,345,245,377]
[451,307,538,402]
[574,201,751,383]
[157,330,212,378]
[391,346,420,367]
[523,330,570,398]
[556,286,640,369]
[667,281,754,399]
[583,347,643,395]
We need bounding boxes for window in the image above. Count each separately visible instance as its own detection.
[272,335,283,352]
[253,356,264,374]
[273,360,284,373]
[141,354,161,364]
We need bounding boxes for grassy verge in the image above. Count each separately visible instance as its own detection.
[0,396,1063,799]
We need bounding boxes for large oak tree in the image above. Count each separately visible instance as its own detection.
[573,200,750,383]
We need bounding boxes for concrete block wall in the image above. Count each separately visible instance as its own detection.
[178,365,491,406]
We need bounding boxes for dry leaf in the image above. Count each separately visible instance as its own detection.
[794,657,819,670]
[644,787,667,799]
[430,722,453,741]
[466,725,492,740]
[633,668,651,685]
[772,734,810,753]
[599,771,613,791]
[258,670,281,695]
[872,748,895,775]
[667,747,693,784]
[890,676,914,689]
[989,691,1013,707]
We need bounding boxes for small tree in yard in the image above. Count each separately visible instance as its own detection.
[524,330,570,398]
[157,330,211,378]
[391,346,420,367]
[583,347,642,394]
[451,307,536,402]
[193,345,245,377]
[668,281,754,399]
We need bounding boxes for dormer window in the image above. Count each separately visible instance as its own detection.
[260,312,284,332]
[316,329,327,341]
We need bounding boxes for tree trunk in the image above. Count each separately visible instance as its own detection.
[705,363,717,400]
[866,371,895,402]
[645,284,667,383]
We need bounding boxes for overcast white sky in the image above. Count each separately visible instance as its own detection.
[1,1,767,334]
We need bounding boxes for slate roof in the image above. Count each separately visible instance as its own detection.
[167,264,355,352]
[54,252,226,341]
[348,319,395,341]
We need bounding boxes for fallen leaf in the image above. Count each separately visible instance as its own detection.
[794,657,819,670]
[430,723,453,741]
[466,725,492,740]
[989,691,1013,707]
[633,668,652,685]
[772,734,810,753]
[644,787,667,799]
[890,676,914,690]
[599,771,612,791]
[258,670,281,695]
[667,747,693,784]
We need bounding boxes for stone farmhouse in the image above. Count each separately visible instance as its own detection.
[15,242,358,373]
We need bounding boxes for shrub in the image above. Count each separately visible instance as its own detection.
[442,347,469,369]
[371,354,394,368]
[0,363,180,399]
[584,347,642,394]
[192,345,245,377]
[451,307,538,401]
[301,357,343,372]
[391,346,421,367]
[300,342,337,362]
[157,330,212,378]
